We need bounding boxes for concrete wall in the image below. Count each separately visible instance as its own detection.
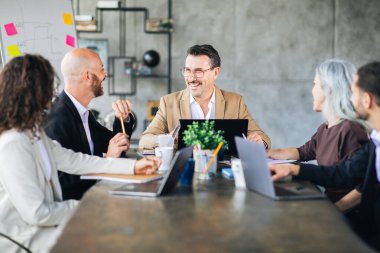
[29,0,380,147]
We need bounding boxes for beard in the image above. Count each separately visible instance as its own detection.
[91,74,104,97]
[356,111,370,121]
[353,105,369,120]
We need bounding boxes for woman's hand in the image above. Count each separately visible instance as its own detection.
[134,157,161,175]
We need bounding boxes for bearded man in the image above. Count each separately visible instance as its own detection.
[44,48,135,200]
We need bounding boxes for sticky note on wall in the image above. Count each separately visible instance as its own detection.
[4,23,18,36]
[66,35,75,47]
[63,13,73,25]
[7,44,21,57]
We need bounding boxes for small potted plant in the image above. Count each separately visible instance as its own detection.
[182,121,228,179]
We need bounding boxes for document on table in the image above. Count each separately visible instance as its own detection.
[267,158,296,164]
[81,173,163,184]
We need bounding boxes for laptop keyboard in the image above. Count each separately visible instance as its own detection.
[115,181,161,193]
[274,186,298,196]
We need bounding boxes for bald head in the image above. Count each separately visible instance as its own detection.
[61,48,102,86]
[61,48,107,106]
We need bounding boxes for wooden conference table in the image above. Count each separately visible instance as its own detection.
[52,174,374,253]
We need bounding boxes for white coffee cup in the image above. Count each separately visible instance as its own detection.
[157,134,174,148]
[155,147,174,172]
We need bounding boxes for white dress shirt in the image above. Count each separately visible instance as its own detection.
[190,88,216,119]
[64,90,94,154]
[370,130,380,183]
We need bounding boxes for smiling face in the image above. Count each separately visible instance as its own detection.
[184,54,219,100]
[312,73,325,112]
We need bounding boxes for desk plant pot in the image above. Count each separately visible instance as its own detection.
[182,120,228,179]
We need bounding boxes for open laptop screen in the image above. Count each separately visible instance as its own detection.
[110,146,193,197]
[178,119,248,157]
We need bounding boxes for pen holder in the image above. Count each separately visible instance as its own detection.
[194,150,217,180]
[179,158,195,186]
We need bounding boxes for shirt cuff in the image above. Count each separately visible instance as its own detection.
[263,141,268,150]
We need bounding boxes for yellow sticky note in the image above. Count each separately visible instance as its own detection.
[63,13,73,25]
[7,44,21,57]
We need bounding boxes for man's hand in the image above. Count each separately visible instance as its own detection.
[269,163,300,181]
[247,132,264,145]
[106,133,130,157]
[134,157,161,175]
[112,99,132,120]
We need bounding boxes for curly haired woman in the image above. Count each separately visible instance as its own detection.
[0,54,159,253]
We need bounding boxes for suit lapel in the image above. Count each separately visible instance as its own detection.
[368,143,378,187]
[59,92,91,154]
[180,89,191,119]
[88,111,102,156]
[214,86,226,119]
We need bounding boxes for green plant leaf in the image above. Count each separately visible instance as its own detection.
[182,120,228,150]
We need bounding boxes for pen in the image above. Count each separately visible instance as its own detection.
[205,141,224,173]
[242,133,247,139]
[120,116,126,135]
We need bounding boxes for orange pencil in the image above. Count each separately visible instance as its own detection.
[205,141,223,173]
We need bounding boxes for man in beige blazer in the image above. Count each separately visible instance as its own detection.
[139,44,270,149]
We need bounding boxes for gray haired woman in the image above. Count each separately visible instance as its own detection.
[268,59,369,211]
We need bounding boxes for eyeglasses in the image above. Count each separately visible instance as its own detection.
[181,67,213,78]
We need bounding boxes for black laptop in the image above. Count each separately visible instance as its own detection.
[110,146,193,197]
[178,119,248,157]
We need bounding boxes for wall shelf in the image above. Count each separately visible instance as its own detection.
[77,1,172,96]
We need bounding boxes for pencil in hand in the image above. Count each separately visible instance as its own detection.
[120,116,126,135]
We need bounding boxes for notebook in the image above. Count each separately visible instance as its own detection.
[110,146,193,197]
[235,137,326,200]
[80,173,163,184]
[178,119,248,157]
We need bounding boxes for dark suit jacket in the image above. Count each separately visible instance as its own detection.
[44,91,135,200]
[297,141,380,247]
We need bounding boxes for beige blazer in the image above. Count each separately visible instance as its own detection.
[0,129,135,253]
[139,86,271,149]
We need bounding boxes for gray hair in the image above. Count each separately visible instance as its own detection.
[316,59,360,124]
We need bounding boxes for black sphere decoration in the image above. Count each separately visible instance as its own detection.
[143,50,160,67]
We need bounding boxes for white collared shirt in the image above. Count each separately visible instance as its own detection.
[370,130,380,183]
[190,88,216,119]
[64,90,94,155]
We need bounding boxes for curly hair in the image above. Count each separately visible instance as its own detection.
[0,54,58,135]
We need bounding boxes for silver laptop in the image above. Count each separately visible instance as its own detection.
[125,147,144,159]
[111,146,193,197]
[235,137,326,200]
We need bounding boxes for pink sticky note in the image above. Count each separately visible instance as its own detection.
[66,35,75,47]
[4,23,17,36]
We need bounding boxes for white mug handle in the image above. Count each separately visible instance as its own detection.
[155,148,162,157]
